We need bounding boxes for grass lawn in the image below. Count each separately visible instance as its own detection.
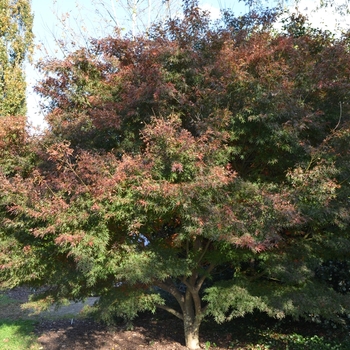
[0,319,40,350]
[0,294,41,349]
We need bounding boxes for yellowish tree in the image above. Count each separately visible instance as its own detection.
[0,0,33,116]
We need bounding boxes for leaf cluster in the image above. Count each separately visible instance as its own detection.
[2,2,350,335]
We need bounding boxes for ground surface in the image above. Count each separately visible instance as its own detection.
[1,287,349,349]
[34,317,191,350]
[2,288,230,349]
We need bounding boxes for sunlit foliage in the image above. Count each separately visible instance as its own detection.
[1,2,350,349]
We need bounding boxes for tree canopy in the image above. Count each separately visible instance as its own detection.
[0,0,33,117]
[1,2,350,349]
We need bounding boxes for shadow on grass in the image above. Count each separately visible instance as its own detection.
[0,319,40,350]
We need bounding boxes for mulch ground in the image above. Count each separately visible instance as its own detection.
[34,311,236,349]
[34,317,191,350]
[4,287,231,349]
[3,287,349,349]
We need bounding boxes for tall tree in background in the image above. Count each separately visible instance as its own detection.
[0,0,33,116]
[2,2,350,349]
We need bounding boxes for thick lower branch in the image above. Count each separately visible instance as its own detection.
[156,304,184,320]
[191,288,202,318]
[154,278,184,310]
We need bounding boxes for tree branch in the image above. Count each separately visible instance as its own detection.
[154,278,184,310]
[332,101,342,132]
[156,304,184,320]
[196,263,215,291]
[197,239,211,266]
[191,287,202,318]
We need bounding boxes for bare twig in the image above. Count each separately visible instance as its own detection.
[333,101,343,132]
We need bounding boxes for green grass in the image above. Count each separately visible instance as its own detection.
[0,293,41,349]
[0,319,40,350]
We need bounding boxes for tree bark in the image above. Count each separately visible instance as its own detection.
[183,288,201,349]
[155,239,214,349]
[184,319,201,350]
[156,279,202,349]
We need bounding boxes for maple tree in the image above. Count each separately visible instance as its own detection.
[0,115,35,176]
[1,2,350,349]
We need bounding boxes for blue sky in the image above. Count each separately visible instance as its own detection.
[26,0,349,128]
[27,0,250,127]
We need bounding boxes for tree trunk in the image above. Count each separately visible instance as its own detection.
[183,287,201,349]
[154,240,214,349]
[184,314,201,349]
[155,279,202,349]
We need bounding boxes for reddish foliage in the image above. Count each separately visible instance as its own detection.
[2,6,350,349]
